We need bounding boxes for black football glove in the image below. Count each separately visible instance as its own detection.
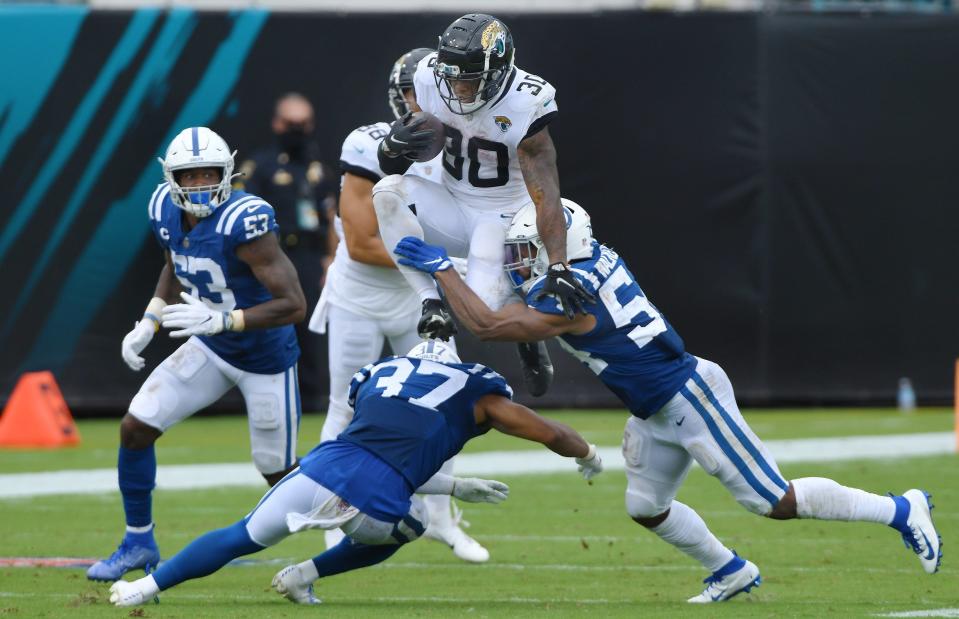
[380,112,435,160]
[535,262,596,319]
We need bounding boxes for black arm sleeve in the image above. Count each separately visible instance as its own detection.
[377,142,415,176]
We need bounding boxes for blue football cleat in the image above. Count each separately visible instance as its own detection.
[86,535,160,582]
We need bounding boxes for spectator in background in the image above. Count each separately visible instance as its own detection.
[238,93,338,408]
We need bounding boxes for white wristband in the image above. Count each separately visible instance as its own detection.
[583,443,596,461]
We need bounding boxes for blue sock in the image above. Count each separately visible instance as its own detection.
[119,445,156,529]
[311,538,402,578]
[151,520,264,591]
[889,495,911,532]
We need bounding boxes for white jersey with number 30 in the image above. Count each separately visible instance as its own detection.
[413,53,559,213]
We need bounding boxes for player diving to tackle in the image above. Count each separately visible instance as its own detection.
[309,47,489,561]
[107,340,603,606]
[393,201,943,602]
[372,14,594,397]
[87,127,307,582]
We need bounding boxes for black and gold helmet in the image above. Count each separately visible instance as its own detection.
[433,14,516,115]
[388,47,434,120]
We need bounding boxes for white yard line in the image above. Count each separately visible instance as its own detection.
[0,431,953,499]
[875,611,959,618]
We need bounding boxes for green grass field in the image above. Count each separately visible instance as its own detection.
[1,408,956,617]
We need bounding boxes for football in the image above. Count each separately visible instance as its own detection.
[409,111,446,162]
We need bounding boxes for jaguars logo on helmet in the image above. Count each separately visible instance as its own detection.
[433,14,516,115]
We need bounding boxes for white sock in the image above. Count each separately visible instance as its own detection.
[650,501,734,572]
[423,458,455,531]
[372,184,440,302]
[295,559,319,583]
[792,477,896,524]
[126,524,154,535]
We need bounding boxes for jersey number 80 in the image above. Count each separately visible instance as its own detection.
[442,125,509,188]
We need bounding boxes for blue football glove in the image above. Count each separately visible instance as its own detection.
[394,236,453,275]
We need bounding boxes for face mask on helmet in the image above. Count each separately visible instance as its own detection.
[407,340,462,364]
[160,127,236,218]
[504,237,548,293]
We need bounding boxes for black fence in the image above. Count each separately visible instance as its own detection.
[1,8,956,413]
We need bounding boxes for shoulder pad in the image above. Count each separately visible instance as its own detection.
[214,194,277,241]
[147,183,170,222]
[341,123,389,179]
[503,70,557,115]
[347,362,377,408]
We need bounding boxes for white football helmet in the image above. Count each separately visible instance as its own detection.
[158,126,236,218]
[504,198,594,294]
[407,340,462,364]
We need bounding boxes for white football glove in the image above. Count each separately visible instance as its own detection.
[121,319,156,372]
[161,292,228,338]
[452,477,510,504]
[575,444,603,481]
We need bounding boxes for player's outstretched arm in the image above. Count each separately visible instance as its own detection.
[235,233,307,330]
[475,394,602,479]
[392,236,592,340]
[340,172,396,268]
[477,395,590,457]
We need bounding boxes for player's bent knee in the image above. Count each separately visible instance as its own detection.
[342,497,429,546]
[737,495,773,516]
[119,412,162,449]
[625,487,671,521]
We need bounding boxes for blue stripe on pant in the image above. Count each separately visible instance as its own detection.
[679,386,782,507]
[691,372,788,493]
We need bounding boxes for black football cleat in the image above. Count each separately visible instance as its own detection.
[418,299,457,341]
[516,341,554,397]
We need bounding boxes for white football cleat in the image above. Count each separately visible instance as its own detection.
[899,489,942,574]
[423,504,489,563]
[687,558,761,603]
[272,565,321,605]
[109,580,148,607]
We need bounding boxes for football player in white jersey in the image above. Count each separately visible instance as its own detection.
[308,48,489,562]
[371,14,594,397]
[394,202,943,602]
[87,127,307,583]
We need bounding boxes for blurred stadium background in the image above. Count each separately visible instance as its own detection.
[0,0,957,615]
[1,0,957,414]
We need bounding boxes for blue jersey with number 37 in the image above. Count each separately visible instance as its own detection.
[527,243,696,419]
[341,357,512,488]
[147,183,298,374]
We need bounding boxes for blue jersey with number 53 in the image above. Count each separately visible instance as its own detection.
[147,183,299,374]
[527,243,696,418]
